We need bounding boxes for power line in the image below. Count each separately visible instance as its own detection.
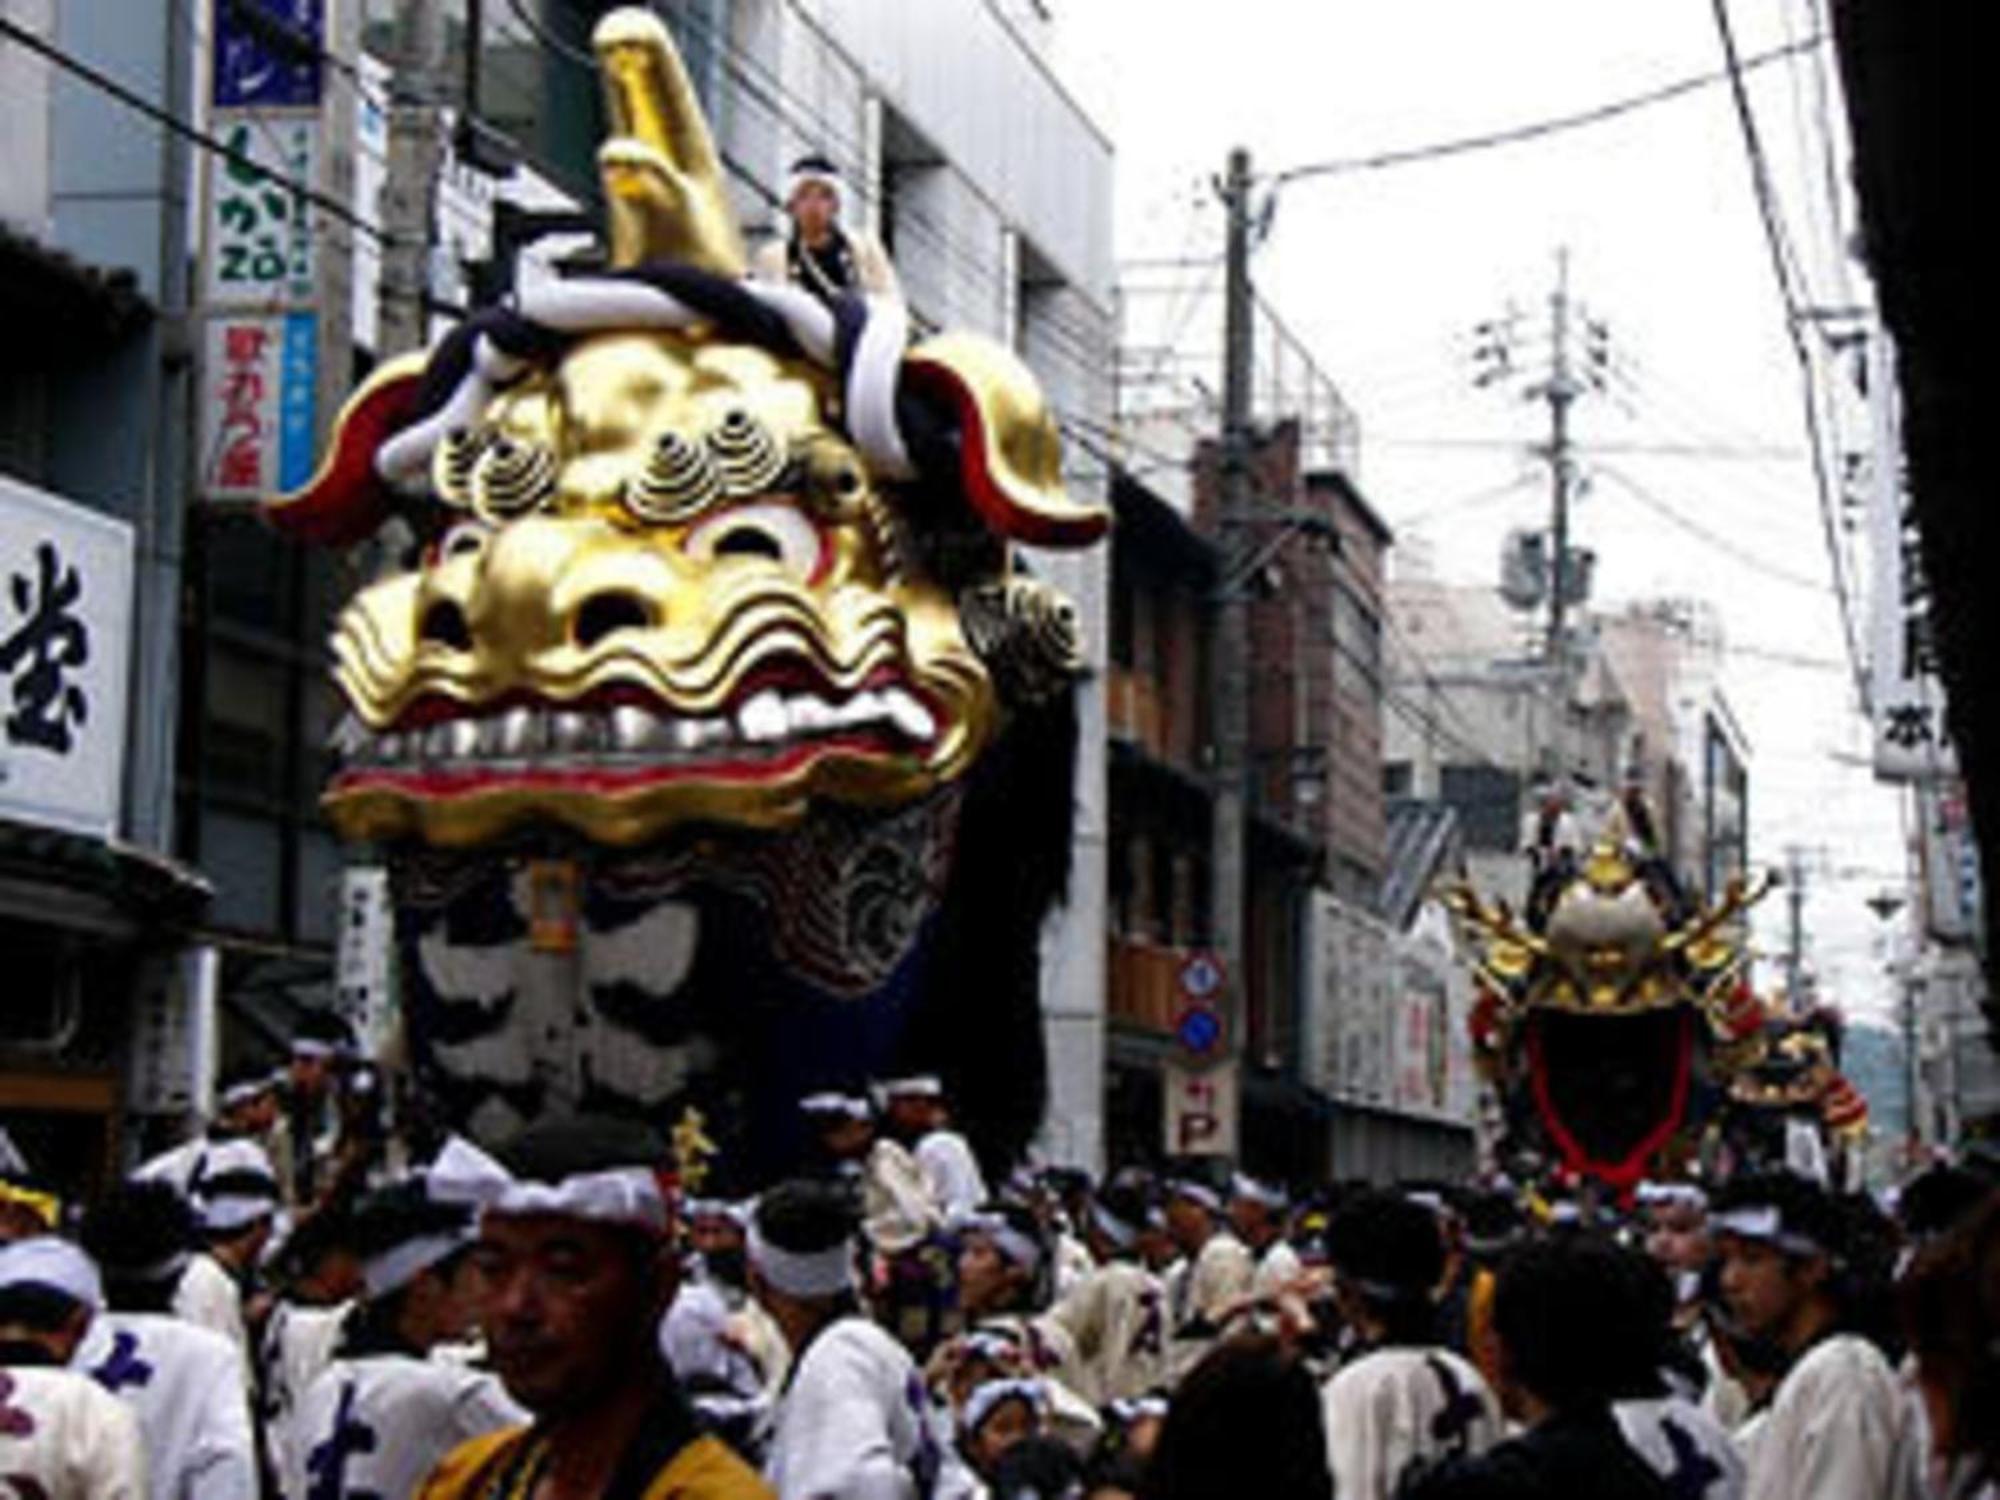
[0,13,397,247]
[1269,33,1823,187]
[1710,0,1868,702]
[1591,462,1833,594]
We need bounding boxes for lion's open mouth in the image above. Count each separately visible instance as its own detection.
[330,670,940,785]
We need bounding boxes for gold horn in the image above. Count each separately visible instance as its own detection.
[592,8,747,276]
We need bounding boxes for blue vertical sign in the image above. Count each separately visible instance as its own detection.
[212,0,325,109]
[279,312,319,490]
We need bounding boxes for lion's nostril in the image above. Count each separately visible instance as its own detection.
[573,591,657,649]
[420,600,474,652]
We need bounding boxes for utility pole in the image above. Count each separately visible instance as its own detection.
[1482,251,1608,780]
[1785,843,1807,1012]
[379,0,450,356]
[1209,145,1255,1126]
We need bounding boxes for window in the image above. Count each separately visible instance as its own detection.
[1382,760,1412,798]
[1439,763,1522,852]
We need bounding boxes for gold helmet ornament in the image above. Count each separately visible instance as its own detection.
[1444,790,1774,1193]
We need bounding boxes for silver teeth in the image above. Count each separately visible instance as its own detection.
[609,704,657,752]
[500,706,537,757]
[344,684,938,771]
[737,691,787,744]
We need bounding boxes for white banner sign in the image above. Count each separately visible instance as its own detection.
[336,865,396,1057]
[204,113,319,306]
[1868,329,1956,781]
[0,476,134,838]
[1304,894,1396,1104]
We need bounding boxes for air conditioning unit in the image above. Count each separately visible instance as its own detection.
[1499,528,1548,610]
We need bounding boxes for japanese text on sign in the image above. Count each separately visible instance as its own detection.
[0,477,134,839]
[204,116,318,306]
[1867,329,1956,781]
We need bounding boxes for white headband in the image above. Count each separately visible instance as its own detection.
[1637,1181,1709,1211]
[200,1193,278,1233]
[362,1230,470,1299]
[961,1377,1044,1436]
[799,1092,872,1121]
[1168,1180,1222,1214]
[961,1213,1043,1273]
[1091,1203,1137,1250]
[747,1223,856,1299]
[1711,1205,1823,1256]
[1232,1173,1288,1211]
[427,1136,667,1234]
[959,1327,1024,1365]
[0,1236,103,1310]
[877,1074,943,1100]
[218,1079,268,1109]
[291,1039,335,1060]
[1108,1395,1169,1425]
[786,163,843,207]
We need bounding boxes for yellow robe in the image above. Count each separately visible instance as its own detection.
[415,1425,773,1500]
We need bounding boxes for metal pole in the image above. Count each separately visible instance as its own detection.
[1544,249,1577,773]
[1786,844,1805,1011]
[1209,147,1255,1125]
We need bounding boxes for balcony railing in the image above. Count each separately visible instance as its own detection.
[1106,934,1187,1033]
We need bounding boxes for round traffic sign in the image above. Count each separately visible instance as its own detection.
[1178,950,1226,1003]
[1174,1005,1224,1057]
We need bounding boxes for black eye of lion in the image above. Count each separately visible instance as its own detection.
[712,526,784,562]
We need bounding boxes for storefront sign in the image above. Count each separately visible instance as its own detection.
[1868,329,1956,781]
[1304,893,1395,1104]
[212,0,324,110]
[198,312,319,499]
[204,115,319,307]
[0,477,133,839]
[1163,1058,1239,1158]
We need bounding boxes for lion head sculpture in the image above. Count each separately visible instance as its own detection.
[1447,793,1772,1192]
[266,9,1106,1183]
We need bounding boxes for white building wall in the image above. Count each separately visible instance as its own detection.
[0,0,54,236]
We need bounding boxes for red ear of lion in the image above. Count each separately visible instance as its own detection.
[901,333,1110,550]
[261,354,427,547]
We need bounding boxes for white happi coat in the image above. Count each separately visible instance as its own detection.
[764,1317,976,1500]
[660,1278,788,1433]
[280,1350,524,1500]
[912,1131,986,1223]
[75,1312,257,1500]
[1252,1236,1304,1299]
[1614,1393,1746,1500]
[1321,1345,1502,1500]
[1052,1232,1094,1300]
[258,1300,351,1463]
[863,1141,942,1256]
[1164,1230,1255,1379]
[1047,1259,1168,1406]
[0,1363,147,1500]
[1742,1333,1923,1500]
[171,1253,249,1364]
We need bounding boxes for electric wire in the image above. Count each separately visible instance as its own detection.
[1268,33,1823,187]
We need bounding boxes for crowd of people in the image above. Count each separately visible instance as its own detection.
[2,1037,1998,1500]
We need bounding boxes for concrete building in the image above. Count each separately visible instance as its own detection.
[1,0,210,1186]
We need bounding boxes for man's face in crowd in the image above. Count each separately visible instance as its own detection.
[1716,1232,1821,1348]
[1228,1196,1271,1246]
[789,180,839,241]
[1164,1196,1210,1253]
[290,1051,330,1098]
[688,1213,744,1260]
[957,1232,1023,1316]
[819,1116,872,1161]
[474,1213,665,1415]
[1644,1201,1711,1276]
[884,1094,934,1140]
[966,1395,1038,1474]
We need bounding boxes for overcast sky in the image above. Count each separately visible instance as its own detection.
[1053,0,1908,1024]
